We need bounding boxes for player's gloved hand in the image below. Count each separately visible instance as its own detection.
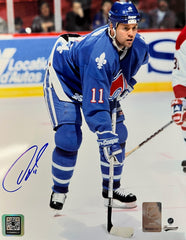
[97,131,123,165]
[118,78,136,100]
[119,85,133,100]
[171,98,186,125]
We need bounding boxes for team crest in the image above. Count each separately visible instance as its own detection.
[110,71,127,100]
[95,52,107,69]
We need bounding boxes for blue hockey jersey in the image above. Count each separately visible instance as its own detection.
[47,26,149,133]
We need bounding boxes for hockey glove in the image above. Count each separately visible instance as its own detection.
[119,78,136,101]
[171,98,186,125]
[97,131,123,165]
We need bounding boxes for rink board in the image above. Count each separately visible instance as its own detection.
[0,30,180,97]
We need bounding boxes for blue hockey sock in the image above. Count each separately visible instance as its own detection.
[52,147,78,193]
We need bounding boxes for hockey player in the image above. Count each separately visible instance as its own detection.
[43,1,149,212]
[171,26,186,172]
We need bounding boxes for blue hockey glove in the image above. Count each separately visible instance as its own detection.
[119,78,136,100]
[119,84,133,100]
[97,131,123,165]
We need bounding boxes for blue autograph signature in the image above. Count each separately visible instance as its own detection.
[2,143,48,193]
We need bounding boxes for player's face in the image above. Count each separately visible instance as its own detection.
[115,23,138,49]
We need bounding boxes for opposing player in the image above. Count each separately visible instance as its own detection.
[43,1,149,212]
[171,26,186,171]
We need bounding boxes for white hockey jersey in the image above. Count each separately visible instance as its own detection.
[172,26,186,98]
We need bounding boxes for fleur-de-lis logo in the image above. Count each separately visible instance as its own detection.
[128,6,133,11]
[95,52,107,69]
[56,44,69,54]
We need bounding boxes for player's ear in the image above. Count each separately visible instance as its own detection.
[109,22,115,38]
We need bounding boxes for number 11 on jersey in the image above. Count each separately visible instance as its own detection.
[91,88,104,103]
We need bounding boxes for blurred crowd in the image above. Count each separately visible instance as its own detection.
[0,0,185,34]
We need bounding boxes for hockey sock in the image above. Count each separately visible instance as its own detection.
[52,147,78,193]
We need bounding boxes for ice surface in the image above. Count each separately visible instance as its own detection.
[0,92,185,240]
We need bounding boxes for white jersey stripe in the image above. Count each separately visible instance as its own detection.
[52,175,70,184]
[52,162,74,171]
[49,65,72,102]
[48,84,58,128]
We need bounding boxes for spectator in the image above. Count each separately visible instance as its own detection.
[133,0,150,29]
[14,17,27,33]
[0,17,8,33]
[65,0,91,31]
[92,0,113,30]
[149,0,176,29]
[31,1,55,33]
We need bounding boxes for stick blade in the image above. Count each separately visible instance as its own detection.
[110,226,134,238]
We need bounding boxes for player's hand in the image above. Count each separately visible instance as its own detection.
[118,78,136,100]
[97,131,123,165]
[119,86,132,100]
[171,98,186,125]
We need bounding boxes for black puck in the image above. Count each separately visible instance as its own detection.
[167,218,174,224]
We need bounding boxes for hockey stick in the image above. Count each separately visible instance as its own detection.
[125,120,173,158]
[106,98,134,238]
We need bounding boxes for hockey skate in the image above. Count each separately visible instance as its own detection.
[102,188,137,208]
[181,160,186,172]
[50,192,67,216]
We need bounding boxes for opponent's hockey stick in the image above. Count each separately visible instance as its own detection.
[125,120,173,158]
[106,98,134,238]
